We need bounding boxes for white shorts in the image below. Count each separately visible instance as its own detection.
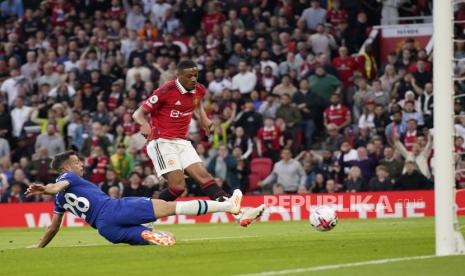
[146,138,202,177]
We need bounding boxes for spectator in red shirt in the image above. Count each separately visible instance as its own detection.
[324,94,351,131]
[202,1,225,34]
[256,117,282,162]
[403,119,418,152]
[46,0,75,27]
[326,0,348,26]
[84,145,109,184]
[332,46,358,88]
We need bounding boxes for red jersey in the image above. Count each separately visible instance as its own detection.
[326,9,348,25]
[142,80,206,140]
[257,125,282,151]
[85,156,109,184]
[324,105,351,127]
[332,56,358,88]
[202,13,225,33]
[403,130,417,151]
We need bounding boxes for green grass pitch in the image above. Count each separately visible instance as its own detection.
[1,217,464,275]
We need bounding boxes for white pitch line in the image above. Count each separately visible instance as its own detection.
[237,255,443,276]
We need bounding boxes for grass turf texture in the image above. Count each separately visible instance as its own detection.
[0,217,464,275]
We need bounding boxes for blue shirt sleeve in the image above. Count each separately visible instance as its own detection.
[57,172,79,185]
[53,195,66,214]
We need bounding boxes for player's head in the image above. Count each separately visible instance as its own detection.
[51,151,84,176]
[177,60,198,91]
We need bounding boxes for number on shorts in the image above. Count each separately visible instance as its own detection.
[63,193,90,220]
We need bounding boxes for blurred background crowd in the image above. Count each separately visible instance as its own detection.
[1,0,462,204]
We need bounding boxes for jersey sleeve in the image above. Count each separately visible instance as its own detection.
[53,195,66,214]
[196,84,207,98]
[142,88,165,113]
[56,172,79,186]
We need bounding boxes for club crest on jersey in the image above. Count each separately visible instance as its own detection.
[167,160,174,166]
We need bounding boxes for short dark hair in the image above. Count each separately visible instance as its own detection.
[177,60,197,71]
[51,151,76,172]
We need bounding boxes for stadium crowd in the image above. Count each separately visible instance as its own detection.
[0,0,455,204]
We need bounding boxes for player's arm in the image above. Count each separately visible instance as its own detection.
[194,101,213,135]
[35,213,64,248]
[25,181,70,197]
[133,105,152,137]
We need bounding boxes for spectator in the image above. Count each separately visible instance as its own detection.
[419,82,434,128]
[293,79,323,148]
[207,145,239,191]
[122,172,151,197]
[394,133,433,179]
[84,146,109,184]
[123,0,146,31]
[208,68,232,97]
[309,66,342,107]
[345,166,365,192]
[325,179,337,193]
[278,52,301,77]
[276,94,302,141]
[299,0,327,32]
[256,66,278,93]
[332,46,358,88]
[0,132,9,160]
[110,143,134,180]
[34,124,65,157]
[201,1,225,33]
[379,146,404,181]
[256,117,282,162]
[234,101,263,138]
[323,94,351,131]
[81,122,111,157]
[228,127,253,160]
[108,185,122,199]
[272,75,297,98]
[394,160,432,190]
[367,165,393,191]
[310,173,326,193]
[308,24,337,60]
[232,61,257,96]
[0,182,26,203]
[0,103,12,142]
[11,97,32,138]
[27,147,52,184]
[321,123,345,151]
[385,110,406,146]
[259,148,306,193]
[178,0,203,36]
[99,169,124,196]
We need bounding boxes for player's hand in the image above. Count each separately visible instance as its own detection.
[25,184,46,197]
[140,124,151,138]
[201,118,213,136]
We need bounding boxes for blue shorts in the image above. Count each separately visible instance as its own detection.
[95,197,157,245]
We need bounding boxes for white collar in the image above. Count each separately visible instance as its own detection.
[175,79,196,94]
[330,104,341,110]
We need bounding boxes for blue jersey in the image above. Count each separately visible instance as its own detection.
[54,172,111,228]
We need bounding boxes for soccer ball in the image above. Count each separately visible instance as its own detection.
[309,205,338,231]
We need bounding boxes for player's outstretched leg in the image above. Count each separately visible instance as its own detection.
[142,189,243,245]
[185,163,230,201]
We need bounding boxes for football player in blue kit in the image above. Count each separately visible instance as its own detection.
[25,151,243,247]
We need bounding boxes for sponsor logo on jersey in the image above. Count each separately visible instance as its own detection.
[175,100,181,106]
[170,109,193,118]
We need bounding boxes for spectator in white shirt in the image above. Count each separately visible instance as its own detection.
[232,61,257,96]
[123,0,146,31]
[37,63,60,88]
[308,24,337,60]
[126,57,151,90]
[20,51,40,81]
[0,69,21,107]
[64,51,80,73]
[260,51,279,77]
[299,0,327,32]
[10,97,32,138]
[208,68,232,97]
[150,0,171,29]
